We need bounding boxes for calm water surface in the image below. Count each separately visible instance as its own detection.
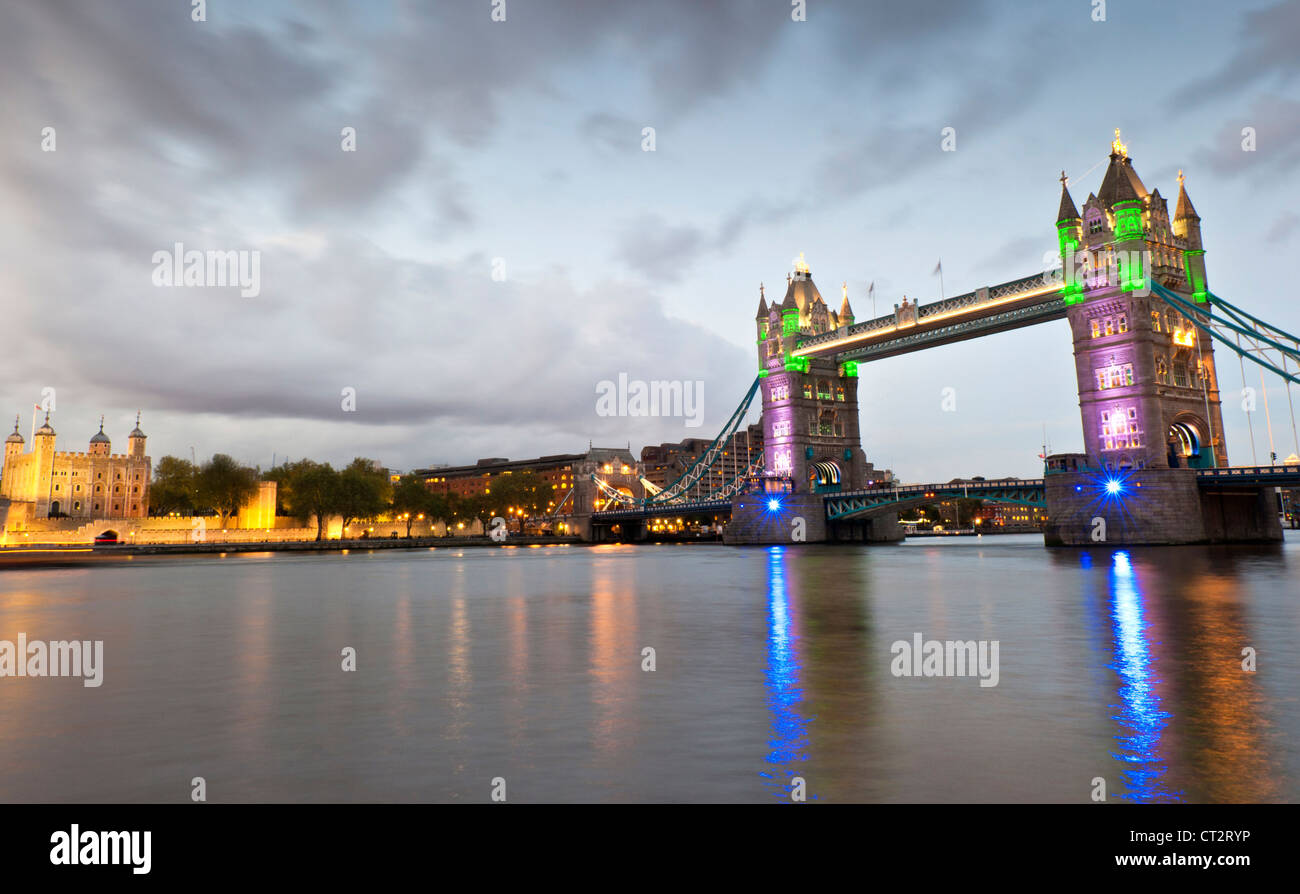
[1,533,1298,803]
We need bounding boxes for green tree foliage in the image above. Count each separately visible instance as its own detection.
[151,456,199,515]
[335,458,391,537]
[491,471,556,530]
[391,474,431,537]
[195,454,259,525]
[283,459,337,541]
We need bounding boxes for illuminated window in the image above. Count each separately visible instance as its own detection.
[803,384,813,399]
[1173,364,1189,388]
[1118,314,1128,333]
[1105,318,1114,336]
[1151,311,1160,332]
[1090,319,1100,338]
[836,385,845,402]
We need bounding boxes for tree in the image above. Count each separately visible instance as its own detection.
[492,471,555,531]
[391,475,431,538]
[336,458,391,538]
[956,498,984,528]
[195,454,259,525]
[426,491,450,533]
[151,456,199,515]
[284,459,337,541]
[466,491,499,536]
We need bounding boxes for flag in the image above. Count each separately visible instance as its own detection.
[932,259,943,276]
[867,281,875,296]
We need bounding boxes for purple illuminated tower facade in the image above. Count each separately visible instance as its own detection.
[755,254,869,493]
[1057,132,1227,471]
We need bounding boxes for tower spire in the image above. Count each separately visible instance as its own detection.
[1175,169,1199,221]
[1057,170,1080,222]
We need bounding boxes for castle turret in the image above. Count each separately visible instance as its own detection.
[1,417,22,498]
[89,417,111,456]
[4,416,21,455]
[128,411,146,460]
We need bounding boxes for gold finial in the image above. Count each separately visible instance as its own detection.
[793,251,810,275]
[98,415,104,432]
[1112,128,1128,158]
[1060,170,1068,187]
[759,282,765,298]
[1177,169,1185,187]
[842,281,848,300]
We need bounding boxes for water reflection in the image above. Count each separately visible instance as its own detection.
[760,546,812,799]
[1107,550,1180,802]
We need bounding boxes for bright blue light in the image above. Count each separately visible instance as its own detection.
[767,498,781,512]
[1106,479,1123,495]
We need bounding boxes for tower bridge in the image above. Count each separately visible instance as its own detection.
[585,133,1299,546]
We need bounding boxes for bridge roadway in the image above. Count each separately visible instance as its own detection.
[793,272,1064,363]
[584,464,1300,525]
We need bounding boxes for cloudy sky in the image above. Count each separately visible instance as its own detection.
[1,0,1297,481]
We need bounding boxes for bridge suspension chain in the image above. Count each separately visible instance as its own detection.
[1149,283,1300,385]
[1150,282,1300,459]
[589,376,763,509]
[646,376,761,504]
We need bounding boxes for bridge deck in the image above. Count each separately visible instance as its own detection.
[794,272,1064,362]
[586,467,1298,525]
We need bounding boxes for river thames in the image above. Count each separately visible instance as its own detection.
[1,533,1297,803]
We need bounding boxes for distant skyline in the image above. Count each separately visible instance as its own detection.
[2,0,1298,480]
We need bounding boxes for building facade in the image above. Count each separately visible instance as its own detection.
[414,446,639,514]
[640,423,764,489]
[1057,131,1227,472]
[1,412,151,519]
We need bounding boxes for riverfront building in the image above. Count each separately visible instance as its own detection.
[414,446,639,513]
[1,412,151,520]
[640,424,764,489]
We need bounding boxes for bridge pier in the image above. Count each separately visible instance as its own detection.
[723,494,826,545]
[1043,468,1282,546]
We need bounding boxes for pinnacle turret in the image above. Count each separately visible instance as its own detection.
[1056,171,1080,222]
[1175,171,1199,222]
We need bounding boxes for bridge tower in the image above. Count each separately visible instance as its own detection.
[755,255,868,494]
[1057,131,1227,473]
[1044,132,1265,545]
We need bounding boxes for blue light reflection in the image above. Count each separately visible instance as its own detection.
[760,545,812,799]
[1107,550,1181,802]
